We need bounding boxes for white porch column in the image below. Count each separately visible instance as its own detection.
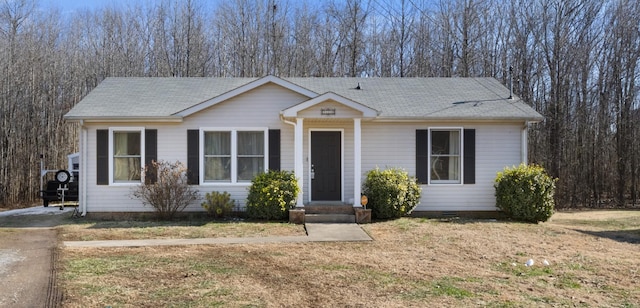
[353,118,362,207]
[295,118,304,207]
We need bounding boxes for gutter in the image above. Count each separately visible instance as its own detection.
[280,114,296,127]
[64,116,183,123]
[371,116,544,123]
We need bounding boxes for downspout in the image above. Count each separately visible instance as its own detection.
[522,121,529,165]
[280,114,304,207]
[80,121,88,216]
[281,115,296,127]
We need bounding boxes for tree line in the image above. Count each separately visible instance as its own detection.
[0,0,638,208]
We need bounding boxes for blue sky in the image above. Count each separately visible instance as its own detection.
[45,0,131,12]
[44,0,223,14]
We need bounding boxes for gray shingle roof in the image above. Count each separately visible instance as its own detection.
[64,77,543,121]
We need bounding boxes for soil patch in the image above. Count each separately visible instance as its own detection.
[0,228,60,307]
[0,206,73,307]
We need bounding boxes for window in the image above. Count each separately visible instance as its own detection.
[237,131,265,181]
[204,131,231,181]
[110,128,145,184]
[202,129,266,183]
[430,129,462,184]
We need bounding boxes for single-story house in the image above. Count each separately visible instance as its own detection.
[64,76,543,216]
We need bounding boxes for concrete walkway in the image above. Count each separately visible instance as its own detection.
[63,223,372,248]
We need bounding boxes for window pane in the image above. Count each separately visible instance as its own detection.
[238,157,264,181]
[237,131,264,155]
[430,129,461,183]
[205,157,231,181]
[114,157,141,181]
[113,131,141,182]
[431,156,460,181]
[431,130,459,155]
[114,132,140,155]
[237,131,264,181]
[204,132,230,155]
[204,131,231,182]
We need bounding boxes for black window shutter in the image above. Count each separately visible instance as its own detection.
[187,130,199,184]
[416,129,429,184]
[145,129,158,184]
[96,129,108,185]
[463,129,476,184]
[268,129,281,171]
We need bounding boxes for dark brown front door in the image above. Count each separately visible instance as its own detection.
[311,131,341,201]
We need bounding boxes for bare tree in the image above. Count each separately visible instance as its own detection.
[0,0,639,208]
[327,0,370,77]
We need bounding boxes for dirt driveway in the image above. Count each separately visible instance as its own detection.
[0,207,70,308]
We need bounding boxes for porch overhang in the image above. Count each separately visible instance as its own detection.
[281,92,376,208]
[280,92,378,119]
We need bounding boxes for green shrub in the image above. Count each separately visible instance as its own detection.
[246,170,299,220]
[494,163,557,223]
[362,167,422,219]
[201,191,236,218]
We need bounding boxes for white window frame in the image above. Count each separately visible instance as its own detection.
[108,127,145,186]
[428,127,464,185]
[199,127,268,186]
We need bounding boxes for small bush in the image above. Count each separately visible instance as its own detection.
[201,191,236,218]
[131,160,199,219]
[362,167,422,219]
[246,170,299,220]
[494,163,557,223]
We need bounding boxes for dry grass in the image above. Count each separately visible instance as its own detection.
[59,211,640,307]
[59,219,306,241]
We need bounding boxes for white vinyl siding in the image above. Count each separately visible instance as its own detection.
[82,83,303,212]
[361,122,524,211]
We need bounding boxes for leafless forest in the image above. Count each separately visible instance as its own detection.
[0,0,638,208]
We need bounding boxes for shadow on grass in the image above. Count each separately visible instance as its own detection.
[572,228,640,244]
[0,206,257,229]
[82,218,212,229]
[369,216,510,225]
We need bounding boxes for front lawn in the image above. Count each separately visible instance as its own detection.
[59,211,640,307]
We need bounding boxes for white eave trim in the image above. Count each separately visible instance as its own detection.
[281,92,379,118]
[174,75,319,117]
[371,116,544,123]
[64,116,184,123]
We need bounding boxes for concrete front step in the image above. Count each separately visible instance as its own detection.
[304,205,355,215]
[305,213,356,223]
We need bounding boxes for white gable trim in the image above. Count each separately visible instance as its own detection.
[281,92,378,118]
[174,76,319,117]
